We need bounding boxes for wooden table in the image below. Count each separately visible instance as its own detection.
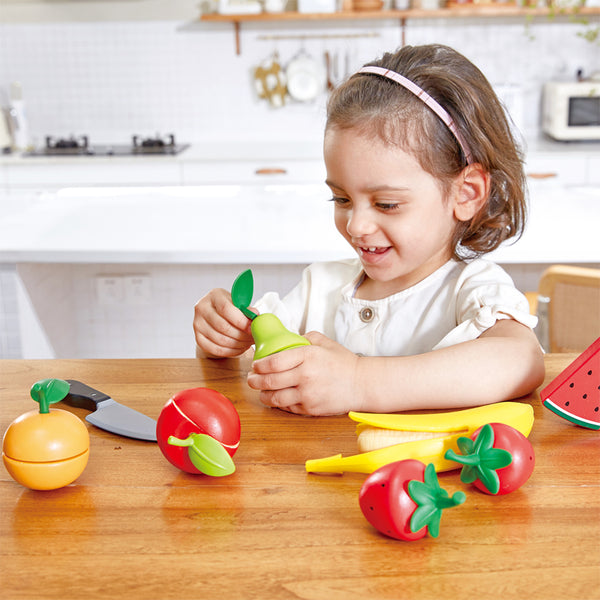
[1,356,599,600]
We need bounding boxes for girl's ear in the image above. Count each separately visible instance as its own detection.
[453,163,490,222]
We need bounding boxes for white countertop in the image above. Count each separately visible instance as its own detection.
[0,183,598,265]
[0,184,351,264]
[0,140,325,166]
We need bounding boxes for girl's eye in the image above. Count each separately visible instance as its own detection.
[375,202,401,212]
[329,196,350,206]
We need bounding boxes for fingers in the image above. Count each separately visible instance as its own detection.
[248,347,315,413]
[194,289,253,358]
[247,332,355,416]
[259,391,307,414]
[250,346,304,374]
[303,330,328,345]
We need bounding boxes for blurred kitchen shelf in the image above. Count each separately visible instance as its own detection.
[199,5,600,54]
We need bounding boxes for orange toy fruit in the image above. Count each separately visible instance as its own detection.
[2,378,90,490]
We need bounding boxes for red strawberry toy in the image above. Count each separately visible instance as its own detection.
[359,459,466,541]
[445,422,535,495]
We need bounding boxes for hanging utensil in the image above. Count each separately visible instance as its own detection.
[254,51,287,108]
[286,48,325,103]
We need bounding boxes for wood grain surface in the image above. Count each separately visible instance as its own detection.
[1,355,599,600]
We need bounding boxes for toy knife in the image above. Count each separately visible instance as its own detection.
[61,380,157,442]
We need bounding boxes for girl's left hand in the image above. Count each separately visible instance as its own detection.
[247,332,362,416]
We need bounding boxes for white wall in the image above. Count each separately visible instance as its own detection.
[1,7,598,146]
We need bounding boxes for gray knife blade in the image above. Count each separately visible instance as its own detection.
[62,380,157,442]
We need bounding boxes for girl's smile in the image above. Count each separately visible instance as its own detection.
[324,127,461,300]
[358,246,391,261]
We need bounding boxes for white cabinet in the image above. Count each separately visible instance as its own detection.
[589,156,600,185]
[5,159,182,189]
[180,158,325,185]
[525,154,588,187]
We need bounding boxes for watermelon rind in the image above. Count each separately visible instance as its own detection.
[543,398,600,430]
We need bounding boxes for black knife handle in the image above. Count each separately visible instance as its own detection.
[62,380,111,412]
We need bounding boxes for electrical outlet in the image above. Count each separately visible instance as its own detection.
[124,275,152,304]
[96,276,124,305]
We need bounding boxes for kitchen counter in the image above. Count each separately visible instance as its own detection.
[0,183,598,264]
[1,135,598,166]
[1,354,598,600]
[0,185,350,264]
[0,139,325,165]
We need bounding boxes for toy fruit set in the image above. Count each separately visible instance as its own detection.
[306,401,534,474]
[540,337,600,430]
[307,401,537,541]
[2,378,90,491]
[3,377,243,489]
[156,387,241,477]
[231,269,310,360]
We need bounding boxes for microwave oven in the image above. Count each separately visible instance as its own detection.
[542,80,600,141]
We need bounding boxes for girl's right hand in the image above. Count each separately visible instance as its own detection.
[194,288,255,358]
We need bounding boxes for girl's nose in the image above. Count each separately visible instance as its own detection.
[346,206,377,238]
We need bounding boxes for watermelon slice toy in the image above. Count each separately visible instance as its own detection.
[540,337,600,430]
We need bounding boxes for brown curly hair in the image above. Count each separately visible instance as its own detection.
[325,44,527,260]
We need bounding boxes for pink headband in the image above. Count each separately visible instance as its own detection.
[357,66,473,165]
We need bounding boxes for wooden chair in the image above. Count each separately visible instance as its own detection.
[534,265,600,353]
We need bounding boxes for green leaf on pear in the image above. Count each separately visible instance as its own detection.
[231,269,257,320]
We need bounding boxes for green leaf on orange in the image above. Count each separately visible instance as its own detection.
[30,378,71,414]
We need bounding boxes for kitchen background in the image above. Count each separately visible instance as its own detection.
[0,0,599,359]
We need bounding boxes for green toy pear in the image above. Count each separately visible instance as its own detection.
[231,269,310,361]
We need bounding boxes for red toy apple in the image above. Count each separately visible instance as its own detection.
[156,388,240,475]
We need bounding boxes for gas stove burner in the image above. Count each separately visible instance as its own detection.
[24,134,189,157]
[44,135,91,154]
[132,134,178,153]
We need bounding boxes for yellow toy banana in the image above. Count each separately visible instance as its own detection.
[305,402,534,475]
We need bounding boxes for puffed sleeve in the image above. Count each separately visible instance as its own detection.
[433,260,538,350]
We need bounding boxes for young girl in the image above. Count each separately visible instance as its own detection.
[194,44,545,416]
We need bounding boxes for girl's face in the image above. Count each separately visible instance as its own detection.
[324,126,459,299]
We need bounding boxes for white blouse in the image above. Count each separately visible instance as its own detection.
[254,258,537,357]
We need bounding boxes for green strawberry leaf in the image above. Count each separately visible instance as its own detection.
[456,436,475,455]
[444,424,513,495]
[458,464,480,485]
[478,466,500,495]
[473,421,494,453]
[481,448,513,470]
[408,463,466,538]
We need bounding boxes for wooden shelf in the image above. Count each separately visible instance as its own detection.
[201,5,600,21]
[200,6,600,54]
